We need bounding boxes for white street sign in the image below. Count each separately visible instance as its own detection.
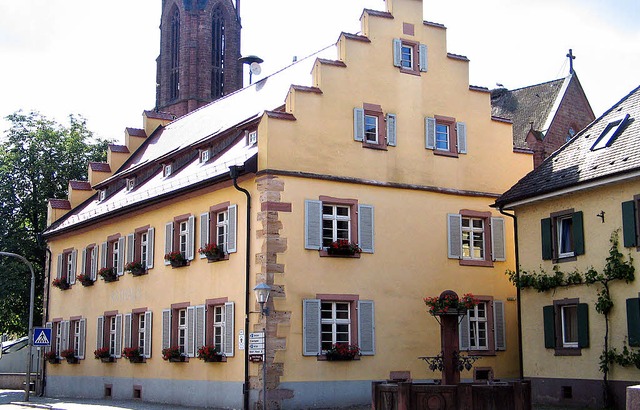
[249,337,263,344]
[249,349,264,355]
[249,332,264,338]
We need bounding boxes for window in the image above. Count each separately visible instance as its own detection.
[353,104,396,149]
[621,197,640,247]
[163,163,173,178]
[302,296,375,358]
[55,321,63,357]
[169,6,180,101]
[211,5,224,99]
[124,310,152,359]
[247,130,258,145]
[126,178,135,192]
[392,38,427,74]
[100,235,126,276]
[177,308,187,354]
[69,317,86,360]
[98,190,106,202]
[127,226,155,271]
[80,244,98,282]
[543,299,589,355]
[200,149,210,164]
[448,211,505,267]
[459,298,506,355]
[541,210,584,261]
[425,116,467,157]
[199,203,237,259]
[165,215,195,264]
[96,312,122,359]
[591,114,630,151]
[56,249,78,287]
[205,299,235,357]
[304,197,374,255]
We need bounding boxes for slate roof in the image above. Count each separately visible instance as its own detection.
[69,180,92,190]
[491,77,568,149]
[48,199,71,210]
[495,85,640,208]
[89,162,111,172]
[109,144,130,153]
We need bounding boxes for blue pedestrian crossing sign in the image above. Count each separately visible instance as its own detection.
[33,328,52,347]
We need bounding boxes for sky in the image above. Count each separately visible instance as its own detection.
[0,0,638,144]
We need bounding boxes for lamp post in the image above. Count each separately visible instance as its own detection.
[253,283,271,410]
[0,252,36,402]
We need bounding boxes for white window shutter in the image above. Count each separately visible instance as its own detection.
[61,320,70,352]
[91,247,98,280]
[195,305,206,354]
[44,322,52,354]
[224,302,235,357]
[56,254,63,280]
[162,309,171,350]
[494,300,506,351]
[144,311,153,358]
[187,215,195,261]
[491,217,506,262]
[305,200,323,250]
[80,249,87,276]
[392,38,402,67]
[96,316,104,350]
[425,117,436,149]
[127,233,135,264]
[448,214,463,259]
[147,228,155,269]
[358,300,375,355]
[456,122,467,154]
[227,204,238,253]
[302,299,321,356]
[117,237,126,276]
[199,212,210,259]
[386,113,397,146]
[124,313,132,349]
[100,242,108,269]
[164,222,173,265]
[353,108,365,142]
[419,44,428,72]
[69,250,77,284]
[186,306,195,357]
[459,314,470,350]
[78,318,86,360]
[358,204,375,253]
[115,314,123,358]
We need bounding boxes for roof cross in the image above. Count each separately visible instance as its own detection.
[566,49,576,74]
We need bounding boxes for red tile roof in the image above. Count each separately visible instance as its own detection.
[109,144,130,153]
[126,128,147,137]
[89,162,111,172]
[49,199,71,210]
[69,180,92,190]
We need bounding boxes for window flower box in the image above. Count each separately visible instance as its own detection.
[197,345,224,362]
[99,267,118,282]
[52,278,70,290]
[122,347,145,363]
[124,261,147,276]
[61,349,78,364]
[164,252,187,268]
[94,347,113,362]
[198,243,226,262]
[44,351,60,364]
[162,346,185,362]
[423,292,478,316]
[76,274,94,287]
[325,343,360,361]
[326,240,361,256]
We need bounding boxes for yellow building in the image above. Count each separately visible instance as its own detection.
[43,0,532,407]
[495,85,640,408]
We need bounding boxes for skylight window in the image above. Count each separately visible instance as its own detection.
[591,114,630,151]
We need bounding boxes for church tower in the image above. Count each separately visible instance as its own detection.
[156,0,242,117]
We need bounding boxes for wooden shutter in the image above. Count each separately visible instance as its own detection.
[358,300,375,355]
[305,200,323,250]
[302,299,321,356]
[124,313,132,349]
[164,222,173,265]
[147,227,155,269]
[542,306,555,348]
[419,44,428,72]
[541,218,553,260]
[627,298,640,347]
[622,201,637,247]
[115,314,123,358]
[60,320,70,352]
[491,217,506,262]
[456,122,467,153]
[447,214,462,259]
[573,211,585,256]
[91,247,98,280]
[44,322,52,354]
[227,204,238,253]
[116,237,126,275]
[494,300,506,351]
[80,249,87,276]
[577,303,589,348]
[96,316,104,350]
[56,254,63,280]
[69,250,77,284]
[386,113,397,146]
[199,212,210,259]
[425,117,436,149]
[358,204,375,253]
[353,108,365,142]
[392,38,402,67]
[144,311,153,358]
[185,215,195,261]
[162,309,171,350]
[224,302,235,357]
[194,305,206,354]
[100,242,108,268]
[78,318,86,360]
[186,306,195,357]
[459,314,470,350]
[127,234,135,264]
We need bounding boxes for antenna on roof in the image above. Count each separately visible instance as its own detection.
[566,49,576,75]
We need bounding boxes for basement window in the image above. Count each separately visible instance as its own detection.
[591,114,630,151]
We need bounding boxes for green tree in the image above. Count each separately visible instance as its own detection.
[0,111,111,337]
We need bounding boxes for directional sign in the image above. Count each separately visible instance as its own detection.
[249,337,264,344]
[249,332,264,339]
[33,328,52,347]
[248,349,265,355]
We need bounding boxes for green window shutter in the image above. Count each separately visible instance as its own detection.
[573,211,585,256]
[627,298,640,347]
[622,201,637,247]
[541,218,553,260]
[577,303,589,348]
[543,305,555,348]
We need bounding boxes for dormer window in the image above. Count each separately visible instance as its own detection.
[200,149,210,163]
[126,178,136,192]
[591,114,630,151]
[98,190,106,202]
[163,163,173,178]
[247,130,258,145]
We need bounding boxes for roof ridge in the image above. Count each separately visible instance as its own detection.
[501,77,566,93]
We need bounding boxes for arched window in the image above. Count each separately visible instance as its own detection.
[211,6,225,98]
[170,7,180,101]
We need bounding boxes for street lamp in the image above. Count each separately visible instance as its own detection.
[253,283,271,410]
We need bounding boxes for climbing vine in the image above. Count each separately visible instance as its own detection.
[506,230,635,407]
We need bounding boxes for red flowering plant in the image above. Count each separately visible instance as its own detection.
[327,239,361,256]
[44,351,59,363]
[325,343,360,360]
[52,277,70,290]
[98,267,117,281]
[198,243,225,260]
[122,347,142,360]
[94,347,111,359]
[76,273,94,286]
[197,345,223,361]
[60,349,76,359]
[162,346,183,361]
[423,293,479,316]
[164,251,186,266]
[124,261,146,275]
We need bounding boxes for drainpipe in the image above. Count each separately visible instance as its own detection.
[499,207,524,381]
[229,165,251,410]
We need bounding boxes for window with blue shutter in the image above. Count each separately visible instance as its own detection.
[354,105,396,149]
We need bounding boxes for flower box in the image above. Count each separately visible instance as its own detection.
[424,292,478,317]
[76,274,94,287]
[198,244,226,262]
[66,356,79,364]
[169,356,186,362]
[94,347,112,362]
[128,356,145,363]
[197,345,224,362]
[325,343,360,361]
[125,261,147,276]
[44,352,59,364]
[122,347,145,363]
[162,346,185,362]
[52,278,70,290]
[165,252,187,267]
[60,349,78,364]
[326,240,361,256]
[99,267,118,282]
[170,259,188,268]
[101,357,115,363]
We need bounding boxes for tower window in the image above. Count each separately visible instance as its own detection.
[170,7,180,101]
[211,6,225,99]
